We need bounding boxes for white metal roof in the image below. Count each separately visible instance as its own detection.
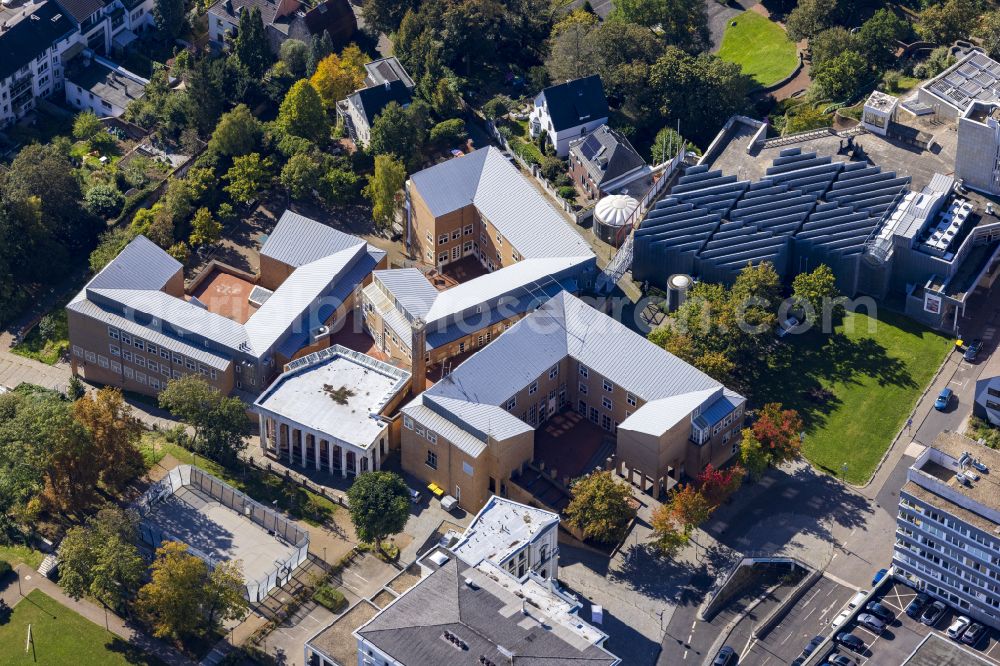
[259,210,365,267]
[409,147,595,260]
[451,496,559,568]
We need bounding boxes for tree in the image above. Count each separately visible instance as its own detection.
[137,541,247,640]
[650,506,688,556]
[918,0,980,44]
[306,32,335,76]
[167,241,190,264]
[280,39,310,77]
[72,388,144,493]
[739,429,770,480]
[564,471,635,543]
[785,105,831,134]
[58,507,145,610]
[277,80,329,144]
[90,226,138,273]
[189,207,222,247]
[363,154,407,232]
[281,153,323,200]
[184,58,225,135]
[234,7,271,79]
[812,50,869,102]
[809,27,856,69]
[752,403,803,465]
[856,9,909,69]
[612,0,709,52]
[792,264,840,325]
[430,77,462,118]
[153,0,185,39]
[310,45,369,109]
[84,184,125,219]
[666,484,712,533]
[224,153,272,204]
[73,111,103,142]
[346,471,410,554]
[697,463,744,507]
[361,0,419,35]
[209,104,262,157]
[482,94,512,120]
[429,118,466,147]
[785,0,835,41]
[650,126,696,164]
[975,10,1000,60]
[158,376,250,461]
[368,101,420,165]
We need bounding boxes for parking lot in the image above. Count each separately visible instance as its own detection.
[821,580,1000,665]
[739,576,857,665]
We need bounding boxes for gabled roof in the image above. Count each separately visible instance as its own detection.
[0,2,75,82]
[50,0,105,25]
[349,79,412,128]
[538,75,609,133]
[403,291,740,443]
[86,234,180,292]
[570,124,646,187]
[260,210,363,267]
[207,0,281,25]
[363,56,414,89]
[409,147,595,260]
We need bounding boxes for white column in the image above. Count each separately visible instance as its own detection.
[298,429,306,467]
[313,434,320,471]
[258,413,267,453]
[341,446,347,478]
[326,439,333,473]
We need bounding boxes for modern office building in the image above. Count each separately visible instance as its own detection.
[956,100,1000,196]
[399,290,745,513]
[894,431,1000,628]
[67,211,386,398]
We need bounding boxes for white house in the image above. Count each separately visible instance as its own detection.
[65,53,148,117]
[529,74,609,157]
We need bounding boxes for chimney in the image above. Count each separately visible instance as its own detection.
[410,318,427,396]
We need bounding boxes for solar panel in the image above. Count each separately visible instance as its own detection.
[578,134,602,160]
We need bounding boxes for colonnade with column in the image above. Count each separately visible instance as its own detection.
[257,413,382,478]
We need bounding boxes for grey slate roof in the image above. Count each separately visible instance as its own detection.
[402,291,742,443]
[0,2,75,82]
[570,124,646,188]
[537,75,609,133]
[50,0,105,25]
[409,147,594,260]
[207,0,279,25]
[65,57,147,110]
[363,56,415,89]
[356,557,619,666]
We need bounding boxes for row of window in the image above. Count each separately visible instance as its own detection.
[437,225,475,245]
[108,326,218,378]
[75,346,164,390]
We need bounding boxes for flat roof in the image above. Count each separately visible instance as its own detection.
[901,633,992,665]
[451,496,558,568]
[922,50,1000,115]
[254,345,409,450]
[66,57,147,110]
[308,600,381,666]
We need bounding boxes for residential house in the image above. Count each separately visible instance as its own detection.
[894,430,1000,629]
[207,0,357,55]
[52,0,156,55]
[67,211,386,399]
[529,74,609,157]
[0,1,76,128]
[568,124,651,200]
[399,290,745,514]
[64,51,147,117]
[304,497,619,666]
[339,78,411,148]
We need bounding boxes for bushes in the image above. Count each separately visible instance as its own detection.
[509,137,542,165]
[313,584,347,612]
[0,559,11,579]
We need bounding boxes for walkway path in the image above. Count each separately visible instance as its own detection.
[1,564,194,666]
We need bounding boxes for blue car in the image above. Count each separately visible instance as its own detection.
[872,568,888,586]
[934,388,953,411]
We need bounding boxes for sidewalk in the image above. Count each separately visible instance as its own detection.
[2,564,194,666]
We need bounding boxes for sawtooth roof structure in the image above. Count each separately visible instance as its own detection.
[401,291,743,452]
[69,212,384,367]
[409,146,595,260]
[633,147,911,291]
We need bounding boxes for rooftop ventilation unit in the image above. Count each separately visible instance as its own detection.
[956,472,972,487]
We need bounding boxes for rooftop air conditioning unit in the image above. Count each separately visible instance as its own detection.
[310,325,329,344]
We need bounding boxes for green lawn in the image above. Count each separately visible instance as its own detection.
[139,432,339,527]
[0,590,164,665]
[0,544,43,569]
[718,11,799,87]
[11,308,69,366]
[757,310,952,484]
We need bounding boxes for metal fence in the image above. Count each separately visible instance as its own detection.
[136,465,310,602]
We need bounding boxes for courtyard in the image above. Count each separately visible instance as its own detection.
[718,10,798,88]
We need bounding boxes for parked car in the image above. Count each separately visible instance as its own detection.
[964,339,983,361]
[934,387,953,411]
[865,601,894,622]
[777,316,800,338]
[790,659,805,666]
[905,592,930,618]
[856,613,885,632]
[972,458,989,473]
[712,645,737,666]
[848,590,868,609]
[832,609,852,629]
[947,615,971,639]
[828,655,857,666]
[836,633,864,652]
[872,568,889,586]
[921,600,946,626]
[802,635,825,656]
[407,487,421,503]
[962,622,986,646]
